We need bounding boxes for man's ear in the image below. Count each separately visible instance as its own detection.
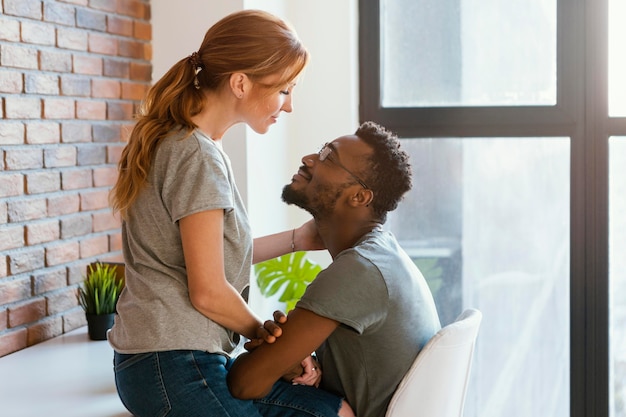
[350,189,374,208]
[229,73,248,99]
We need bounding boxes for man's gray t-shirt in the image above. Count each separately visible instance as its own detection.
[108,129,252,356]
[297,227,441,417]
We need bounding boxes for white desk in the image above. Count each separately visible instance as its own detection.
[0,326,132,417]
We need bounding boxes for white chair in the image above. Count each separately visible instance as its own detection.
[385,308,482,417]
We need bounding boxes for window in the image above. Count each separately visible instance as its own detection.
[360,0,625,416]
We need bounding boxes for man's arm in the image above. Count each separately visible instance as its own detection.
[227,307,340,399]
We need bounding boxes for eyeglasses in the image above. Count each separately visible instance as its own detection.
[318,142,369,189]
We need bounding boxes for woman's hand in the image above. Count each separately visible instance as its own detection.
[291,355,321,387]
[295,219,325,251]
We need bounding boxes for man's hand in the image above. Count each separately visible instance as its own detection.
[245,310,288,351]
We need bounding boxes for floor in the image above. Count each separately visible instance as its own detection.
[0,326,132,417]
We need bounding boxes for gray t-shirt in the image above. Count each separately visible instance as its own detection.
[297,227,441,417]
[108,129,252,356]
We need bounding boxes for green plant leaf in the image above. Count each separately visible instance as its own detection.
[255,252,321,312]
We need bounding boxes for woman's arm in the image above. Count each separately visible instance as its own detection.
[180,209,266,340]
[253,219,325,264]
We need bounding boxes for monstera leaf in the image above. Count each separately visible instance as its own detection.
[255,252,322,312]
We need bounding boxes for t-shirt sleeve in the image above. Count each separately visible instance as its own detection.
[161,137,234,223]
[296,251,389,334]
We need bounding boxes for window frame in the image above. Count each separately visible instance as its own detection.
[358,0,619,416]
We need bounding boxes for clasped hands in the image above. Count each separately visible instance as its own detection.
[247,310,321,388]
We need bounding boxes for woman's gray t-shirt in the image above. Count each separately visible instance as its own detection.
[108,129,252,356]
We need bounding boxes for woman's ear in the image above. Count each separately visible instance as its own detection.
[229,73,248,99]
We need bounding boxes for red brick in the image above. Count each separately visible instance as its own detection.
[0,276,31,305]
[80,189,110,210]
[108,16,133,36]
[0,203,7,225]
[117,0,149,19]
[62,169,92,190]
[4,96,41,119]
[129,61,151,81]
[0,70,23,93]
[46,240,80,266]
[26,122,61,144]
[109,231,122,252]
[77,9,107,32]
[44,2,76,26]
[118,39,146,59]
[93,210,121,232]
[0,328,28,357]
[133,21,151,41]
[107,101,133,120]
[8,298,46,327]
[26,220,61,245]
[77,144,106,165]
[0,123,25,145]
[33,267,67,295]
[68,263,89,285]
[7,198,47,222]
[63,307,87,330]
[104,59,129,78]
[92,78,120,98]
[4,0,43,20]
[108,143,126,164]
[93,124,120,142]
[60,75,91,97]
[40,50,73,72]
[27,316,63,346]
[4,148,43,170]
[61,122,92,143]
[93,166,118,187]
[0,309,7,331]
[21,21,56,46]
[90,0,117,13]
[47,287,79,315]
[26,171,61,194]
[0,17,20,42]
[76,100,106,120]
[57,28,89,51]
[73,55,103,75]
[25,74,59,95]
[0,225,25,251]
[0,173,24,197]
[61,213,92,238]
[44,145,77,168]
[59,0,87,5]
[43,98,75,119]
[48,193,80,216]
[121,81,147,100]
[0,44,39,69]
[80,234,109,258]
[89,33,118,55]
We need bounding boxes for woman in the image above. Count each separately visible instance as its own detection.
[108,9,353,417]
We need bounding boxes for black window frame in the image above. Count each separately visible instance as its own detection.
[358,0,623,415]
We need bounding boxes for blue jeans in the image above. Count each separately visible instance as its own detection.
[113,350,342,417]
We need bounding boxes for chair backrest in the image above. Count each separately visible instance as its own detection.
[385,308,482,417]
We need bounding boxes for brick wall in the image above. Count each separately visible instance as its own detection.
[0,0,151,357]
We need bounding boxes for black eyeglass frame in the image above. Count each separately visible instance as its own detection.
[318,143,369,190]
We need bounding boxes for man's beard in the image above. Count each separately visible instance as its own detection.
[281,183,318,217]
[281,182,348,219]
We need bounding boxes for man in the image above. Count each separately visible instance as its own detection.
[228,121,441,417]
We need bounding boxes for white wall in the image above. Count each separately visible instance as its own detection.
[152,0,359,316]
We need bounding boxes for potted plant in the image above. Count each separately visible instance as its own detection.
[78,262,125,340]
[255,251,322,312]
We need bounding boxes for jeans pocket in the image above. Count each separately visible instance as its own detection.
[114,352,171,417]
